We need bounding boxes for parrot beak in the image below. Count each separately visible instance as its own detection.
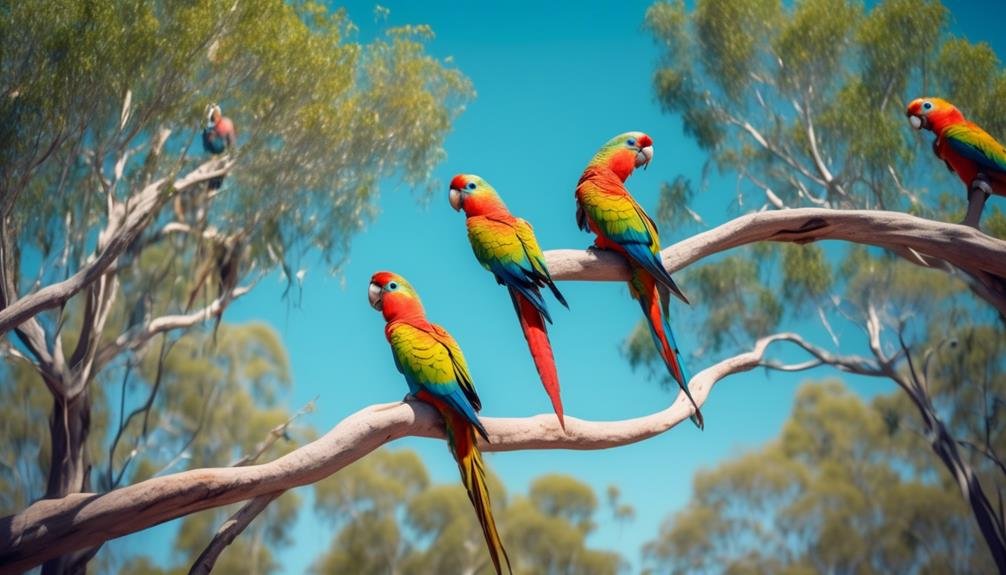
[448,187,464,211]
[908,114,924,130]
[635,145,654,169]
[368,282,383,311]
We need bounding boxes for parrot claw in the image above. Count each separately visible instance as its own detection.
[962,176,992,229]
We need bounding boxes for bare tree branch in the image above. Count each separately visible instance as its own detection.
[547,208,1006,317]
[187,493,280,575]
[2,208,1005,571]
[186,397,318,574]
[0,332,782,573]
[0,158,235,336]
[93,285,252,370]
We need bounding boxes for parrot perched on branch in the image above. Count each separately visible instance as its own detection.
[202,103,236,190]
[574,131,703,429]
[906,97,1006,228]
[449,174,569,429]
[368,272,511,574]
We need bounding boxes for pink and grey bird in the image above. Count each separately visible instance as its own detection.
[202,103,236,190]
[449,174,569,429]
[907,97,1006,227]
[574,131,702,429]
[369,272,511,574]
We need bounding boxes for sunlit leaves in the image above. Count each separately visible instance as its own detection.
[643,381,994,574]
[781,244,831,304]
[310,449,623,575]
[694,0,781,101]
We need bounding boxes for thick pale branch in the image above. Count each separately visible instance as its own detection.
[94,285,251,369]
[544,208,1006,283]
[3,209,1006,571]
[0,333,782,572]
[0,158,235,337]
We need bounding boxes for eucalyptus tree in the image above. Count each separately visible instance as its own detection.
[0,0,470,572]
[635,0,1006,567]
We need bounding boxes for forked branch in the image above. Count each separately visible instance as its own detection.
[2,208,1005,572]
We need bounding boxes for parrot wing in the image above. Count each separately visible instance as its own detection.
[943,123,1006,176]
[577,178,688,303]
[468,216,553,321]
[388,321,486,438]
[511,217,568,309]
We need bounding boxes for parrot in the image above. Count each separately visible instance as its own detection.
[906,97,1006,228]
[202,103,236,190]
[574,131,703,429]
[368,271,511,574]
[449,174,570,429]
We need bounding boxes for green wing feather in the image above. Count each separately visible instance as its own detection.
[388,322,482,418]
[944,123,1006,174]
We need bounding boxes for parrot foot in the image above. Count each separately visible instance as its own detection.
[372,396,415,413]
[962,177,992,229]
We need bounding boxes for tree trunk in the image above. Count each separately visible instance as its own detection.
[42,389,93,575]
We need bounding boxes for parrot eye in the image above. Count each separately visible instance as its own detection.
[387,281,398,291]
[626,138,637,147]
[922,101,933,111]
[466,182,476,190]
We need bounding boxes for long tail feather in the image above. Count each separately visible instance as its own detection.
[545,278,569,309]
[631,266,703,429]
[622,241,689,304]
[510,287,565,430]
[437,402,512,575]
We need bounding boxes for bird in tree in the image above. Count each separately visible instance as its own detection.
[574,131,702,429]
[202,103,236,190]
[449,174,570,430]
[907,97,1006,228]
[368,272,511,574]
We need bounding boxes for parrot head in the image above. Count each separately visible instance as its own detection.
[906,97,965,133]
[369,271,424,320]
[449,174,507,217]
[206,103,222,126]
[589,131,654,182]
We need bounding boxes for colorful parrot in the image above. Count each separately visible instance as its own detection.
[574,131,703,429]
[449,174,569,429]
[907,97,1006,228]
[202,103,236,190]
[368,272,511,574]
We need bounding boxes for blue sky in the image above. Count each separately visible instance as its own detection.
[119,0,1006,572]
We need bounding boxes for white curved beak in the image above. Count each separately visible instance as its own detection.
[448,187,464,211]
[635,145,654,169]
[908,115,923,130]
[368,282,383,311]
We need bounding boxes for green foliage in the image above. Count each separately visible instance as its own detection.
[310,449,625,575]
[3,0,472,276]
[781,243,831,304]
[643,380,995,574]
[655,176,698,230]
[1,319,308,572]
[3,2,470,569]
[633,0,1006,375]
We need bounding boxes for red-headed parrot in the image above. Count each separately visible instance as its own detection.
[368,272,511,574]
[574,131,703,429]
[449,174,569,429]
[202,103,236,190]
[907,97,1006,227]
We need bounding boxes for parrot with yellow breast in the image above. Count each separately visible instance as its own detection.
[574,131,702,429]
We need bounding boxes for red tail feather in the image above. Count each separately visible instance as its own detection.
[641,279,686,384]
[632,269,704,429]
[513,289,565,430]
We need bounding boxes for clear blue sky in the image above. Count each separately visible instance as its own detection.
[118,1,1006,572]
